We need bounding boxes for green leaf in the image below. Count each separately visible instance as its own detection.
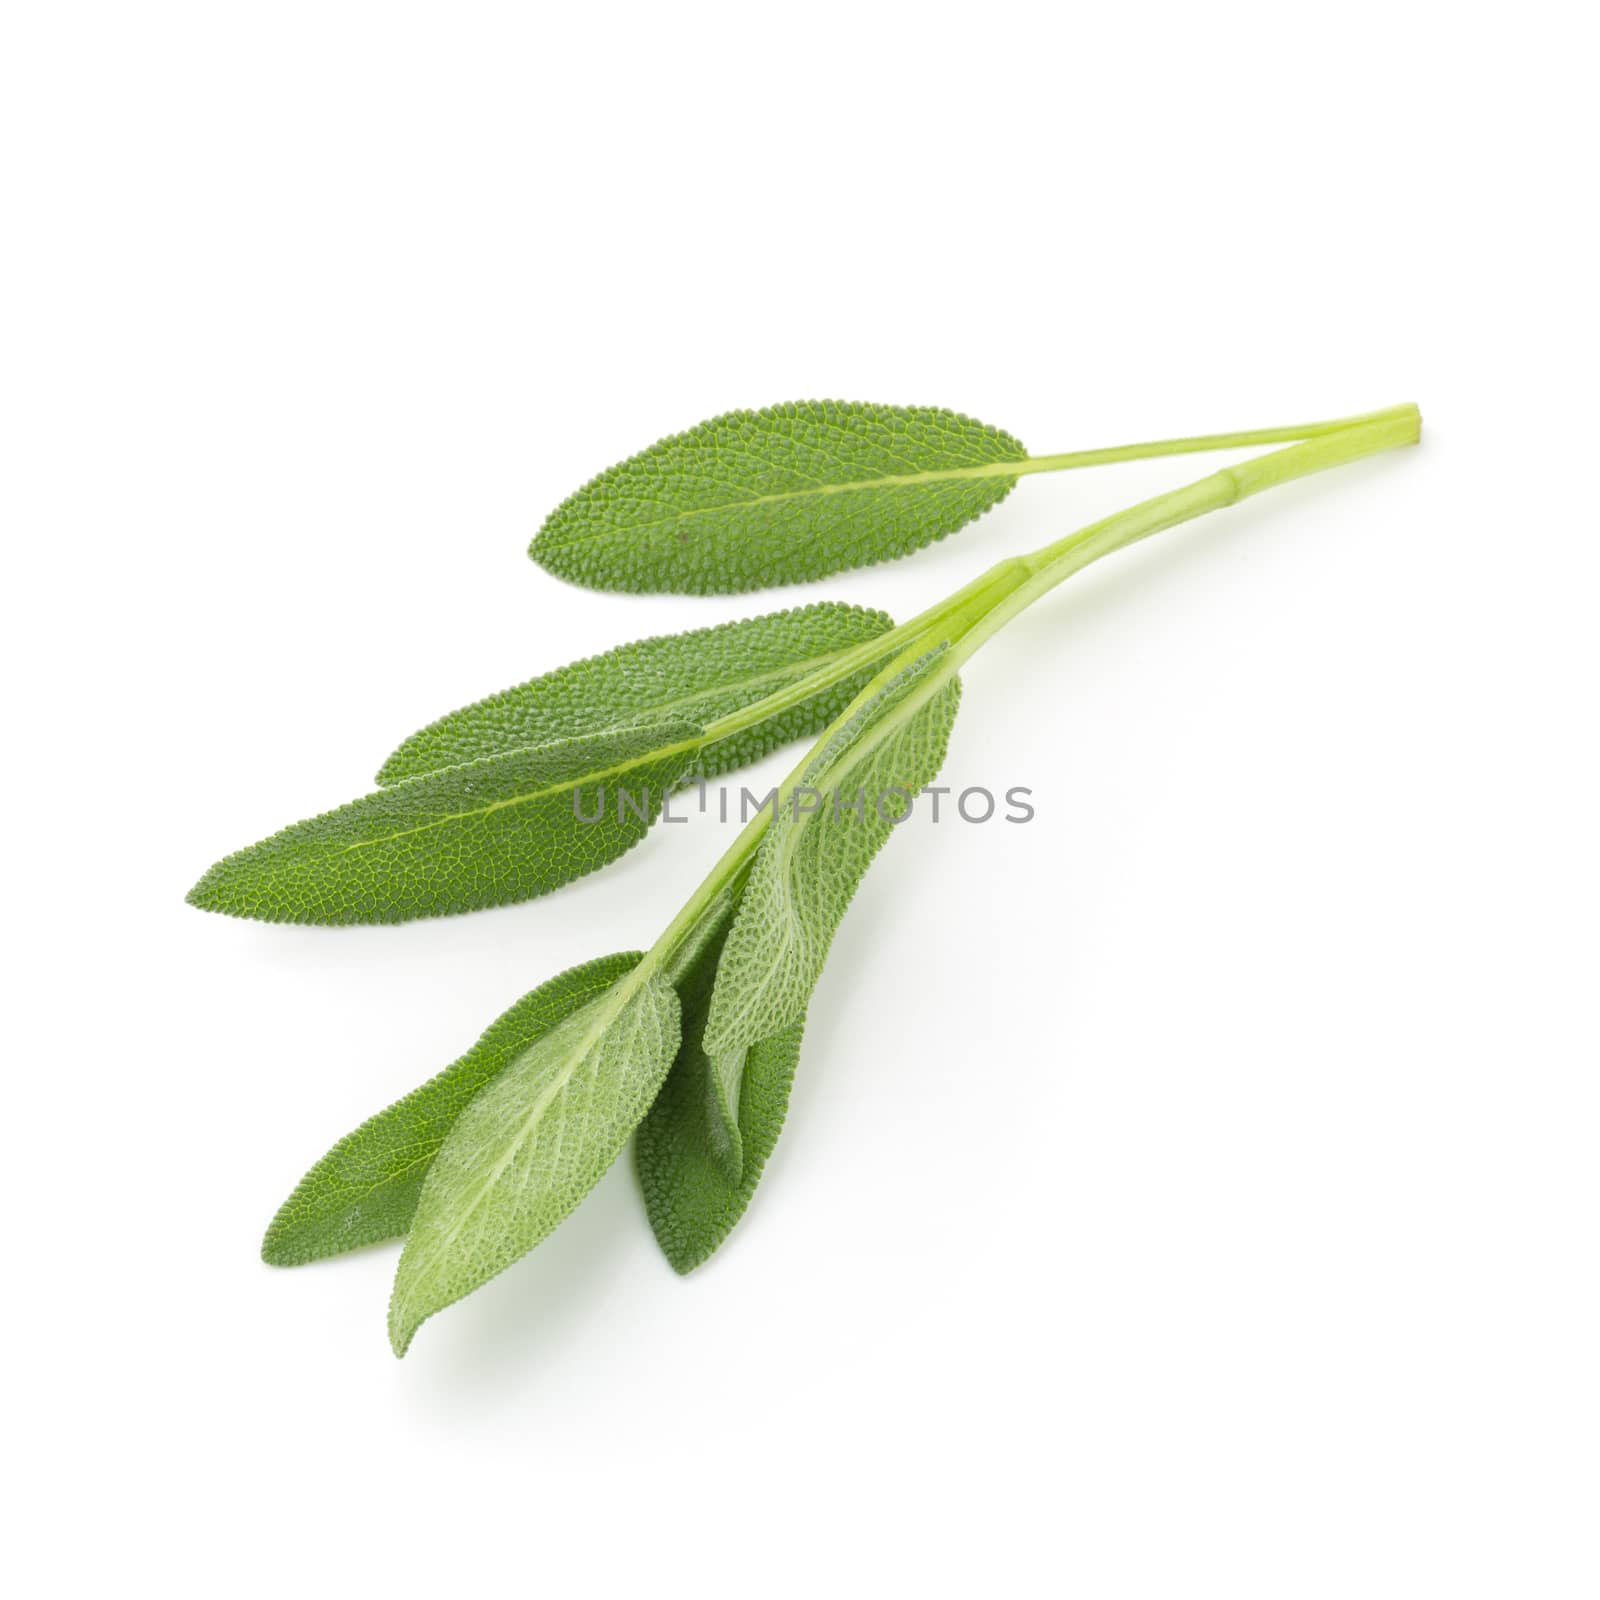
[388,969,681,1355]
[376,602,896,785]
[637,651,958,1273]
[187,721,701,925]
[662,883,749,1182]
[262,953,641,1266]
[703,652,961,1059]
[637,903,806,1274]
[530,401,1027,594]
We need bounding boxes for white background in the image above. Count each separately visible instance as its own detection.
[5,3,1596,1595]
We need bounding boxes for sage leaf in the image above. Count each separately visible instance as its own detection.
[703,652,961,1059]
[187,721,700,924]
[660,885,750,1182]
[377,601,895,785]
[530,401,1026,594]
[658,883,749,1179]
[639,1028,804,1275]
[637,905,806,1273]
[636,652,960,1267]
[389,970,681,1356]
[262,953,641,1265]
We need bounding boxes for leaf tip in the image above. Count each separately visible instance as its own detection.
[387,1298,419,1359]
[673,1232,719,1275]
[260,1203,324,1267]
[184,871,220,912]
[186,854,257,919]
[526,526,558,573]
[527,531,586,592]
[260,1230,294,1267]
[658,1232,714,1276]
[640,1214,707,1277]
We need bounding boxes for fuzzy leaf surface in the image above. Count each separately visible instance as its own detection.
[638,905,806,1273]
[703,654,960,1058]
[187,722,700,924]
[262,953,641,1265]
[389,970,681,1355]
[663,883,749,1182]
[377,602,895,785]
[530,400,1026,594]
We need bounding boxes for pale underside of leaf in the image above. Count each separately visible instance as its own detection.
[530,400,1027,594]
[262,952,642,1266]
[389,970,682,1356]
[703,653,961,1059]
[187,720,702,924]
[376,602,896,785]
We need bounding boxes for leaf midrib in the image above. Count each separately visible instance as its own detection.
[543,458,1026,545]
[338,735,704,855]
[430,976,651,1258]
[776,673,944,873]
[702,662,953,1056]
[638,643,867,720]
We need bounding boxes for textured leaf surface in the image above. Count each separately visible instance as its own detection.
[530,401,1027,594]
[661,884,749,1181]
[377,602,895,785]
[188,722,700,924]
[389,970,681,1355]
[704,654,960,1058]
[262,953,641,1265]
[638,907,805,1273]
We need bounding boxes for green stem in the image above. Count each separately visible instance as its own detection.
[1009,403,1413,479]
[955,403,1421,665]
[697,559,1025,743]
[660,403,1420,974]
[701,403,1419,749]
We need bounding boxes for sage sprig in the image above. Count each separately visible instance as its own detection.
[190,602,903,923]
[190,405,1407,926]
[194,399,1421,1354]
[530,398,1409,593]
